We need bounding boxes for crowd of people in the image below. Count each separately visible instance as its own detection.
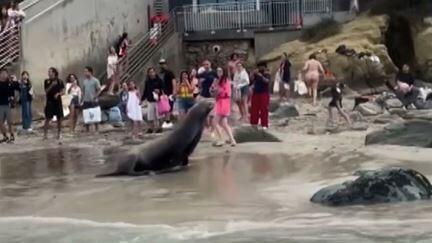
[2,37,426,147]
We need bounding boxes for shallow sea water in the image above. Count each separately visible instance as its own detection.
[1,148,432,243]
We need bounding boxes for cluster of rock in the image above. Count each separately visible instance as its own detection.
[311,167,432,206]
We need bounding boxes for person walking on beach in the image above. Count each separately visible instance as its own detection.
[126,81,143,140]
[82,66,101,133]
[43,67,65,140]
[212,67,236,147]
[66,74,82,133]
[250,62,271,130]
[233,62,250,122]
[328,82,352,126]
[279,53,292,102]
[142,67,165,134]
[303,54,324,106]
[0,68,16,143]
[176,70,195,120]
[19,71,33,132]
[197,60,218,136]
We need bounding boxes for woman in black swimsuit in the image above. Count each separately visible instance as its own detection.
[328,82,352,126]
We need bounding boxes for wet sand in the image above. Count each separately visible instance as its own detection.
[1,98,432,242]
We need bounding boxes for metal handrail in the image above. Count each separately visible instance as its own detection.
[115,10,177,84]
[0,23,22,69]
[181,0,303,32]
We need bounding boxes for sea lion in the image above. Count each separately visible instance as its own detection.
[310,167,432,206]
[98,101,213,177]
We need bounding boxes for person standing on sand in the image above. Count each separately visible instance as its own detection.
[82,66,101,133]
[328,82,352,126]
[303,54,324,106]
[279,53,292,103]
[19,71,33,132]
[190,68,200,100]
[142,67,165,134]
[66,74,82,133]
[250,62,271,130]
[176,70,195,120]
[43,67,65,140]
[233,62,250,122]
[126,81,143,140]
[159,59,177,127]
[212,67,236,147]
[0,68,17,143]
[197,60,218,137]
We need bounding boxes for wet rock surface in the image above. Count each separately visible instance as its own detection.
[234,126,281,144]
[356,101,384,116]
[311,167,432,206]
[270,104,300,119]
[366,121,432,148]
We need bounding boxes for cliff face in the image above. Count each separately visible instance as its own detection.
[260,16,398,91]
[413,17,432,82]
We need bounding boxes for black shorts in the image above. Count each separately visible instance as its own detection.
[45,100,63,119]
[71,96,80,107]
[329,99,342,108]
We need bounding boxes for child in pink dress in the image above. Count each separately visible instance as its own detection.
[212,67,236,147]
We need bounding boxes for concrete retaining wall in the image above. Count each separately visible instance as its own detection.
[20,0,158,92]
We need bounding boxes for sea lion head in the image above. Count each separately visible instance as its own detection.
[188,101,214,121]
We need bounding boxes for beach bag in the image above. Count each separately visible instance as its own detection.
[108,106,122,123]
[83,106,102,124]
[61,94,72,117]
[158,95,170,116]
[294,79,308,96]
[273,70,281,94]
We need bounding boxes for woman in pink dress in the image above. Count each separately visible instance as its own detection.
[303,54,324,106]
[212,67,236,147]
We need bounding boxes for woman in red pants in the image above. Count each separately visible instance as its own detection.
[250,62,271,129]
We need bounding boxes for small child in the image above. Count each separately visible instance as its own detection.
[328,82,352,126]
[126,81,143,140]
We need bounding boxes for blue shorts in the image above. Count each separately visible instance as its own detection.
[240,86,249,98]
[177,98,195,112]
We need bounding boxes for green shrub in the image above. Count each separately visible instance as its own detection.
[300,18,341,43]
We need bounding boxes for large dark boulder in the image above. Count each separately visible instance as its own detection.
[270,104,299,119]
[311,168,432,206]
[234,126,281,144]
[366,121,432,148]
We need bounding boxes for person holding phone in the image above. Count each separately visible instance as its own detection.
[43,67,65,140]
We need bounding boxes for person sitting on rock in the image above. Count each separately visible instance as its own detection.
[386,64,419,109]
[395,64,415,94]
[328,82,352,126]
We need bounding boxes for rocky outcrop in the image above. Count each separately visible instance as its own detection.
[261,16,398,92]
[413,17,432,82]
[311,167,432,206]
[234,126,281,144]
[366,121,432,147]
